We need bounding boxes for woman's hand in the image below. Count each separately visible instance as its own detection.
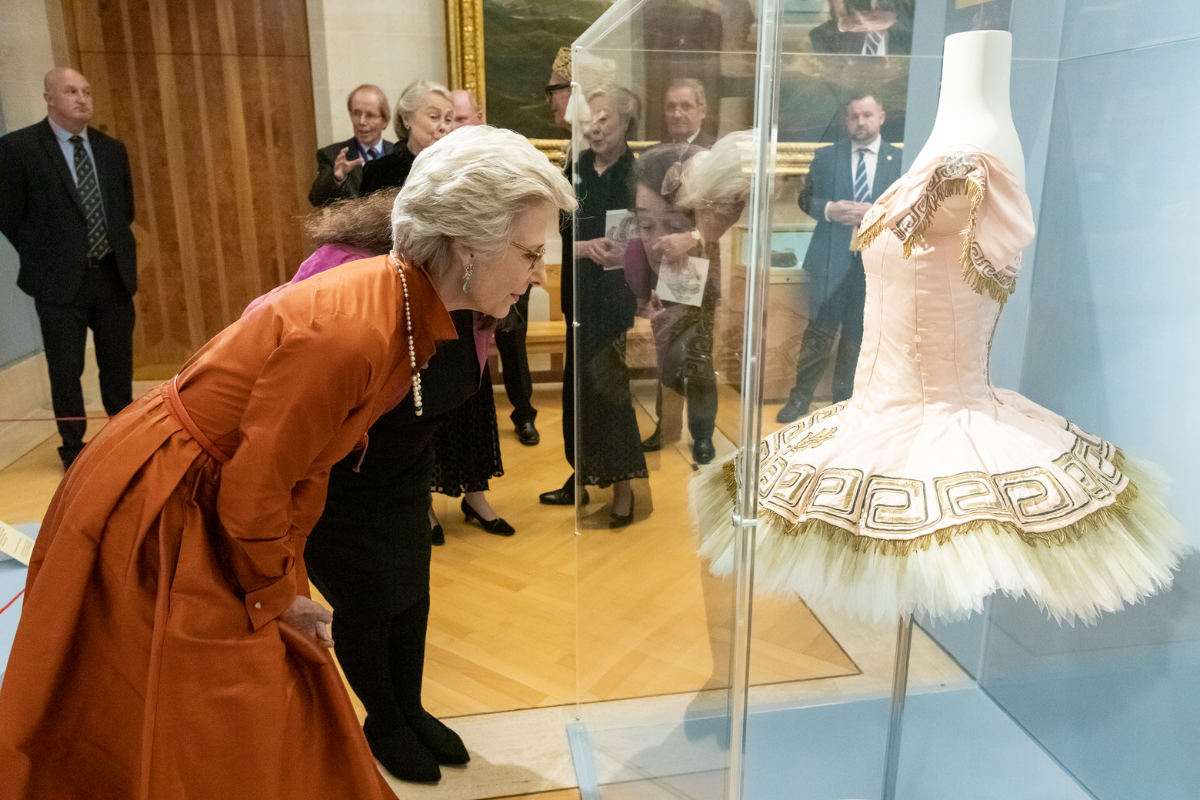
[592,239,627,268]
[652,232,694,266]
[280,595,335,648]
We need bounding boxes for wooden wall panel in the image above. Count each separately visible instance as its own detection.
[66,0,317,375]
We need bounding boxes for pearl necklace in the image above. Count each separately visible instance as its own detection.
[388,252,423,416]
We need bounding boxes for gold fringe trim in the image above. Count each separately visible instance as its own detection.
[856,168,1015,307]
[720,447,1136,558]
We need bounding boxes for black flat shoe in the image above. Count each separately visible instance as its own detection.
[539,483,589,506]
[642,429,662,452]
[462,498,515,536]
[692,438,716,465]
[364,717,441,783]
[610,490,635,529]
[775,399,807,424]
[406,709,470,765]
[516,421,540,446]
[430,524,444,546]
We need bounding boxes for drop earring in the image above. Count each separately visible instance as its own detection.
[462,255,475,293]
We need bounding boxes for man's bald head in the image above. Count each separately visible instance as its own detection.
[450,89,483,129]
[44,67,93,134]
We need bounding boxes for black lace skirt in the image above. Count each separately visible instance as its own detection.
[431,364,504,496]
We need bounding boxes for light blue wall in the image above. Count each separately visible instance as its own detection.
[0,110,46,370]
[981,6,1200,798]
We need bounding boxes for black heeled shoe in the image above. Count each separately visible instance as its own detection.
[609,490,635,529]
[462,498,515,536]
[406,708,470,765]
[430,524,444,546]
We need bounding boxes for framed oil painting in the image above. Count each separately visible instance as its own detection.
[445,0,616,147]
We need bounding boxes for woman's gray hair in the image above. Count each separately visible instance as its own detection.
[676,130,756,210]
[392,126,577,278]
[586,86,641,136]
[394,79,452,143]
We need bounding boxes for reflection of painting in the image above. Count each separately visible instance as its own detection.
[481,0,615,139]
[944,0,1012,34]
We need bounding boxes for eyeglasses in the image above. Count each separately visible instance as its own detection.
[544,83,571,102]
[509,241,546,268]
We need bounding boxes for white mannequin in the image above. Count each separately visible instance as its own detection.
[910,30,1025,232]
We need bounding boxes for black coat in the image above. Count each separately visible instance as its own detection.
[307,136,395,207]
[0,118,137,304]
[359,146,417,197]
[799,138,903,309]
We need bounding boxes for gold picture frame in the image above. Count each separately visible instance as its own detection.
[444,0,486,118]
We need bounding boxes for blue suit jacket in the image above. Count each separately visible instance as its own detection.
[799,138,903,309]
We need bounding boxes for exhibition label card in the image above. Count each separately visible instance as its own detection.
[0,521,35,566]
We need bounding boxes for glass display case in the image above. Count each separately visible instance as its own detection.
[566,2,1200,799]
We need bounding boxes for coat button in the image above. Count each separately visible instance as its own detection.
[254,602,262,609]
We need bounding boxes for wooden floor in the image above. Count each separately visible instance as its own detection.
[0,383,857,729]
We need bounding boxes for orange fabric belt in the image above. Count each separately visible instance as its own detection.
[163,376,230,466]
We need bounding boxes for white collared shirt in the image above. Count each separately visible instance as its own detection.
[48,117,96,186]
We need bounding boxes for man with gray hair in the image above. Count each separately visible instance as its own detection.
[0,67,137,470]
[664,79,714,147]
[309,84,393,206]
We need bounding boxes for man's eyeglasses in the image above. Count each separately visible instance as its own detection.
[509,241,546,268]
[544,83,571,102]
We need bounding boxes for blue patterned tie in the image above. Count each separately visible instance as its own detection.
[365,146,378,161]
[853,149,870,203]
[70,135,111,262]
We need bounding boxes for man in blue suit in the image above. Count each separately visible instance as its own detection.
[308,84,393,207]
[777,94,902,423]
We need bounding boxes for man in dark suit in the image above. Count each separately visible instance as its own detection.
[0,67,138,469]
[776,93,902,424]
[664,79,716,148]
[308,84,393,207]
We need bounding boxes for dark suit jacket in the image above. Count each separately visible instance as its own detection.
[0,118,136,304]
[686,129,717,149]
[308,137,395,207]
[359,147,417,197]
[798,138,903,307]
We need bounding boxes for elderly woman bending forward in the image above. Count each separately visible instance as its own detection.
[0,126,575,800]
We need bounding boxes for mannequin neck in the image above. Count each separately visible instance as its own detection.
[912,30,1025,186]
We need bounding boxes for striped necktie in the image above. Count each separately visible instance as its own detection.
[864,30,885,56]
[70,135,111,263]
[365,146,378,161]
[853,149,871,203]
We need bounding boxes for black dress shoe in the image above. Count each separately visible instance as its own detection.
[516,421,540,446]
[775,399,807,424]
[364,717,441,783]
[642,429,662,452]
[539,481,589,506]
[430,524,445,546]
[692,438,716,465]
[462,498,515,536]
[406,709,470,765]
[609,490,635,529]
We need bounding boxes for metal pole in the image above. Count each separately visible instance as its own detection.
[725,1,785,799]
[881,614,914,800]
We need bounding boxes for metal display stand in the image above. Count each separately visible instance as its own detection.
[881,614,914,800]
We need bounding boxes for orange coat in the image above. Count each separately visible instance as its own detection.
[0,256,457,800]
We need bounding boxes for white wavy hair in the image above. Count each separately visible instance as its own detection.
[676,129,756,209]
[392,126,577,278]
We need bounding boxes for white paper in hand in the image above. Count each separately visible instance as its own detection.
[656,256,709,307]
[0,521,35,566]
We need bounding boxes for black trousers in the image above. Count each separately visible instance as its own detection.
[33,255,135,462]
[653,378,718,442]
[787,256,866,412]
[493,288,536,426]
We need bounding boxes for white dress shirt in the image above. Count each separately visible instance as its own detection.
[823,135,882,222]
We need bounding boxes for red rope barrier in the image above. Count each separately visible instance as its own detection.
[0,589,24,616]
